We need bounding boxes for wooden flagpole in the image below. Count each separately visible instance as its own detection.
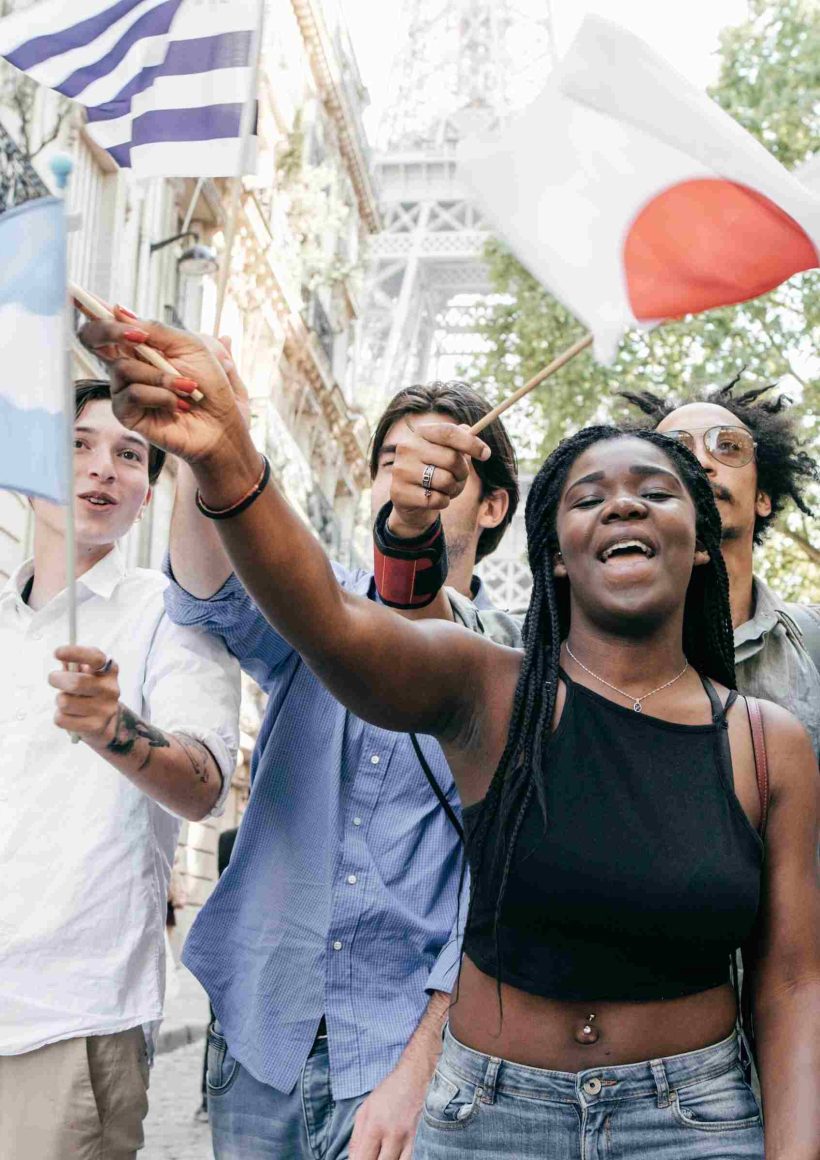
[470,333,592,434]
[212,0,266,337]
[49,155,83,741]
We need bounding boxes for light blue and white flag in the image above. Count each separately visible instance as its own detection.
[0,0,260,177]
[0,197,68,504]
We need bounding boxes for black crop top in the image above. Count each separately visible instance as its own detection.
[463,670,763,1002]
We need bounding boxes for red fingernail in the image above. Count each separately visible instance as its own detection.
[115,305,138,319]
[177,399,192,413]
[174,378,198,394]
[123,328,150,343]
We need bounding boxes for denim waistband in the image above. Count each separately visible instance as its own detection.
[441,1024,742,1108]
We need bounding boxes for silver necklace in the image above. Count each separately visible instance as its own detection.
[564,644,689,713]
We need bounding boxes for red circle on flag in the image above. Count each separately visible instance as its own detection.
[624,178,818,321]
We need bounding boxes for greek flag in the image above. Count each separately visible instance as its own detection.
[0,0,261,177]
[0,197,68,504]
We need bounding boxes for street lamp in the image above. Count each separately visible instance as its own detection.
[149,230,219,277]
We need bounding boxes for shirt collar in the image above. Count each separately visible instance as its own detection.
[77,544,128,600]
[470,575,496,611]
[2,545,130,611]
[734,575,786,649]
[1,557,35,607]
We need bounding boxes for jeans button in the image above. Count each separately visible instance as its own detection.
[583,1077,602,1096]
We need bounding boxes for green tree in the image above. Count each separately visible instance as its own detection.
[468,0,819,599]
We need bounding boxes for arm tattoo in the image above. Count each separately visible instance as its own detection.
[106,705,170,769]
[175,733,215,786]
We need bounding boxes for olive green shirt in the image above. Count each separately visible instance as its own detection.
[734,577,820,759]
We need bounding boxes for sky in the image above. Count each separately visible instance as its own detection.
[338,0,750,139]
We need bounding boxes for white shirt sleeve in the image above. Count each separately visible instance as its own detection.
[142,612,242,817]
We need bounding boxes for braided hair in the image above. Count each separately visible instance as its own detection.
[467,426,736,1010]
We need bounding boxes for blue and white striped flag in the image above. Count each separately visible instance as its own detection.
[0,0,261,177]
[0,197,68,504]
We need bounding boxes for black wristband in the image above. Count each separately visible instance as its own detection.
[377,503,441,550]
[196,455,271,521]
[373,502,449,609]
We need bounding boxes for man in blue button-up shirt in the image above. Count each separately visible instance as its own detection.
[163,376,519,1160]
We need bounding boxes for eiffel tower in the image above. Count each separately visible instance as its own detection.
[358,0,556,404]
[358,0,555,611]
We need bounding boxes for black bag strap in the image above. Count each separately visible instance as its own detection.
[409,734,464,842]
[746,697,769,838]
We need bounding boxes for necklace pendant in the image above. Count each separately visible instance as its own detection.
[633,701,643,713]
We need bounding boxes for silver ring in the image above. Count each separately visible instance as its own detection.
[421,463,436,497]
[92,656,114,675]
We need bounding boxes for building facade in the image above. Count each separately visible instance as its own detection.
[0,0,379,937]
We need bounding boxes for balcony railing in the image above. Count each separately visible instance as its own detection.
[163,304,186,330]
[307,293,334,368]
[0,123,49,213]
[306,485,340,553]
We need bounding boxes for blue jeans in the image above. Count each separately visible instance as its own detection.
[206,1022,366,1159]
[414,1025,763,1159]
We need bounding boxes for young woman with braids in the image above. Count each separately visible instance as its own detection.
[79,316,820,1160]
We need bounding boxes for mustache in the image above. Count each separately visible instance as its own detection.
[711,483,733,503]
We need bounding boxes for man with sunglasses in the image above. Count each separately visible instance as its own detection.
[627,379,820,757]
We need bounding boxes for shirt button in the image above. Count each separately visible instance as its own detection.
[332,940,343,951]
[16,710,26,721]
[352,817,362,827]
[346,875,357,885]
[370,755,380,765]
[583,1078,602,1096]
[31,631,42,641]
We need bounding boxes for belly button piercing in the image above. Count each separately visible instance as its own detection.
[575,1013,600,1045]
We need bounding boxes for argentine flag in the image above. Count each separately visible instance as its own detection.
[0,197,68,504]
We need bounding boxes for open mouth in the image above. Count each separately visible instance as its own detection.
[79,491,117,508]
[598,539,656,563]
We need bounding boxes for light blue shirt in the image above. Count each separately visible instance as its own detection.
[164,561,467,1100]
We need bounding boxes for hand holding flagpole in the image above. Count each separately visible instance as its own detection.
[69,282,204,402]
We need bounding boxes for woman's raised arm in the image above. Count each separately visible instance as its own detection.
[79,315,503,743]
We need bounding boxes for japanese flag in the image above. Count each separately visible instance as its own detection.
[458,16,820,363]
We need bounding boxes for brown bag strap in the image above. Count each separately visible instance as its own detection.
[745,697,769,837]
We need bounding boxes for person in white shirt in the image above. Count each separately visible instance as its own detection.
[0,380,240,1160]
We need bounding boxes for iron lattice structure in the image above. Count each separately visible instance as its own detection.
[357,0,555,405]
[357,0,555,610]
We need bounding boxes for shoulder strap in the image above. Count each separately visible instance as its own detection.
[785,603,820,675]
[409,734,464,842]
[700,675,737,720]
[745,697,769,838]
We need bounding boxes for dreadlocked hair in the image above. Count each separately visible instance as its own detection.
[466,426,736,1017]
[621,375,819,543]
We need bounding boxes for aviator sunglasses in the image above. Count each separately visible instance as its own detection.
[662,425,757,469]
